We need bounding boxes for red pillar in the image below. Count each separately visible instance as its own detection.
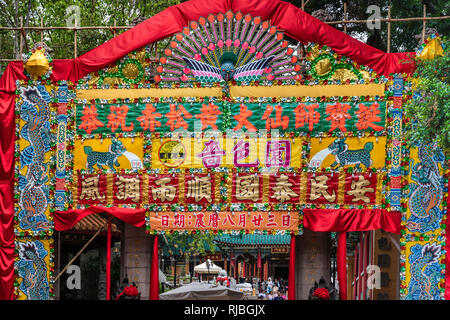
[264,260,268,281]
[337,232,347,300]
[150,235,159,300]
[257,250,262,279]
[106,217,111,300]
[288,234,295,300]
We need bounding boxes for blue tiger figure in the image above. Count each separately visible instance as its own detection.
[328,137,373,169]
[84,138,127,173]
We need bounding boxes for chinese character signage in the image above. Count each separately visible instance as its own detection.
[76,101,386,134]
[68,92,391,235]
[149,211,299,233]
[71,172,384,208]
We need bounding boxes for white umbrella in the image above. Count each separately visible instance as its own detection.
[159,282,243,300]
[193,259,222,274]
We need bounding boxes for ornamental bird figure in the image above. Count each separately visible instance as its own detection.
[155,11,303,84]
[183,52,274,82]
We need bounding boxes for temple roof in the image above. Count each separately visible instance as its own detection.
[69,213,120,235]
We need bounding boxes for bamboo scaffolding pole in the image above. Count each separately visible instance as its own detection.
[326,15,449,25]
[74,19,77,58]
[387,6,391,53]
[0,7,449,64]
[0,26,133,31]
[422,5,427,44]
[19,17,23,57]
[343,2,347,34]
[53,220,108,283]
[0,15,448,32]
[40,16,44,43]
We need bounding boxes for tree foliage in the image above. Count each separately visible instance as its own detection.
[162,233,217,262]
[403,37,450,152]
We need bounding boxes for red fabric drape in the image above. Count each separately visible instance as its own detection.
[149,235,159,300]
[446,165,450,300]
[288,235,296,300]
[337,232,347,300]
[53,206,146,231]
[106,218,111,300]
[304,209,401,300]
[303,209,402,234]
[72,0,415,78]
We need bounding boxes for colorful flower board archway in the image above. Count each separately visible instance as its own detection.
[0,0,448,301]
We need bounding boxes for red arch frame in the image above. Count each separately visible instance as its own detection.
[0,0,416,300]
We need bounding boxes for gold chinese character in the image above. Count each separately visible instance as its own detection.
[309,175,336,202]
[151,177,176,202]
[115,176,141,203]
[186,175,212,203]
[235,175,260,202]
[347,175,374,203]
[271,174,298,202]
[79,176,105,202]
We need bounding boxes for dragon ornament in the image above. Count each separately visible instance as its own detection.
[406,143,444,233]
[18,86,51,232]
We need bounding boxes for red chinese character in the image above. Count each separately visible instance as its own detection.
[194,213,206,228]
[137,103,162,132]
[262,104,289,131]
[355,102,384,131]
[238,213,247,228]
[107,105,134,133]
[78,104,104,134]
[222,214,236,226]
[166,104,193,131]
[293,103,320,131]
[325,102,351,132]
[161,215,170,227]
[233,104,257,132]
[173,214,185,228]
[251,214,264,227]
[195,103,221,130]
[282,215,291,227]
[267,215,277,227]
[208,213,220,228]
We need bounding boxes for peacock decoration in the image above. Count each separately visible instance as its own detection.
[155,11,303,84]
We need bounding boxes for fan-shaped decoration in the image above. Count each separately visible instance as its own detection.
[305,43,377,82]
[155,11,303,83]
[83,46,155,87]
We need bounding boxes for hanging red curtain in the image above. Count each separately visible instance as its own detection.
[446,170,450,300]
[53,207,146,231]
[106,218,112,300]
[337,232,347,300]
[149,236,159,300]
[303,209,401,234]
[288,235,296,300]
[303,208,401,300]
